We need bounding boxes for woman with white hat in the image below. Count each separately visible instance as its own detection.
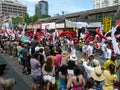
[67,54,78,76]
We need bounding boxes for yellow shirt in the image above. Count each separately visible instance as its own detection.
[103,70,118,90]
[102,60,117,72]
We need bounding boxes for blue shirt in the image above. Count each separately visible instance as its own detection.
[93,80,104,90]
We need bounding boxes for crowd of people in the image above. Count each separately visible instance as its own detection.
[0,34,120,90]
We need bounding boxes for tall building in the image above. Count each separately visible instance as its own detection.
[0,0,27,29]
[0,0,27,17]
[94,0,120,9]
[35,0,48,16]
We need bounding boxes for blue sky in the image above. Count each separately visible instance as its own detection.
[19,0,94,16]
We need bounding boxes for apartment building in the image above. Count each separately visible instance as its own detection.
[94,0,120,9]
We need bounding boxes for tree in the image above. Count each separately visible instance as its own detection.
[23,13,30,24]
[12,17,23,25]
[39,14,51,19]
[32,14,39,23]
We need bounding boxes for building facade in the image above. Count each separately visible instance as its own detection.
[0,0,27,29]
[94,0,120,9]
[35,0,48,16]
[0,0,27,17]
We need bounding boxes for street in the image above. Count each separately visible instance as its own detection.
[0,53,32,90]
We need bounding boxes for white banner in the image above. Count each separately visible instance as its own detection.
[55,23,65,28]
[65,19,89,28]
[88,22,102,27]
[65,20,77,27]
[42,22,55,29]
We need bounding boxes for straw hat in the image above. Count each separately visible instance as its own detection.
[4,78,16,90]
[92,59,100,66]
[91,66,105,81]
[79,58,85,63]
[62,51,68,57]
[70,54,78,61]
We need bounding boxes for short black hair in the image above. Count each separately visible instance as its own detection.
[85,77,94,89]
[59,65,67,75]
[32,52,39,59]
[0,64,7,76]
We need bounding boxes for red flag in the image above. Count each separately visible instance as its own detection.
[57,28,62,38]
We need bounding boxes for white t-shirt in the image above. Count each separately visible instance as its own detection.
[102,43,106,52]
[83,62,94,78]
[106,48,112,59]
[86,45,93,56]
[71,48,76,55]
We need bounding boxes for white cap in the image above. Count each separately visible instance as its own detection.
[35,46,40,52]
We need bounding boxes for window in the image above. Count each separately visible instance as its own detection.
[113,0,118,3]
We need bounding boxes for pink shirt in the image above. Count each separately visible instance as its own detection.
[56,54,62,67]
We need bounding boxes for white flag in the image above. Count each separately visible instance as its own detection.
[111,26,120,54]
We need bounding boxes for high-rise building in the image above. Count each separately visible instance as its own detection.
[0,0,27,29]
[94,0,120,9]
[0,0,27,17]
[35,0,48,16]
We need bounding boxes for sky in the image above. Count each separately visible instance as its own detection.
[18,0,94,16]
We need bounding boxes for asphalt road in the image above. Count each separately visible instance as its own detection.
[0,53,32,90]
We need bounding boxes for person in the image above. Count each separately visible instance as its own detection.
[61,51,71,65]
[114,64,120,89]
[86,41,94,58]
[67,65,85,90]
[55,48,62,69]
[58,64,68,90]
[102,54,118,72]
[101,41,107,60]
[0,64,16,90]
[91,66,105,90]
[17,41,22,65]
[31,36,38,55]
[42,57,55,90]
[30,53,42,90]
[84,77,94,90]
[67,54,78,76]
[0,64,9,90]
[103,64,118,90]
[83,57,100,78]
[105,45,112,60]
[19,44,29,74]
[48,49,57,66]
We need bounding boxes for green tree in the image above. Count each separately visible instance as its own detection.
[32,14,39,23]
[12,17,23,25]
[23,13,29,24]
[39,14,51,19]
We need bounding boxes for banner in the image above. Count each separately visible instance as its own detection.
[65,20,77,27]
[65,20,88,28]
[103,17,112,33]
